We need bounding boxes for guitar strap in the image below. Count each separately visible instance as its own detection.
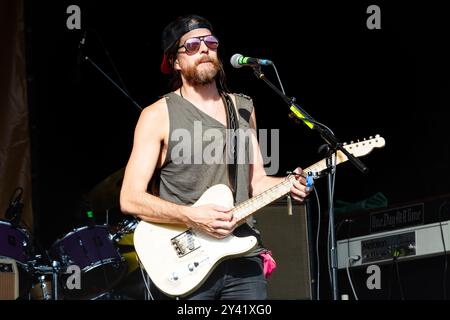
[223,93,239,203]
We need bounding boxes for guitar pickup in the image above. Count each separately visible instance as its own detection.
[171,229,201,258]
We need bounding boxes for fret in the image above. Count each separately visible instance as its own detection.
[233,175,296,223]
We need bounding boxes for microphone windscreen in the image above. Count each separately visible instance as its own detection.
[230,53,243,68]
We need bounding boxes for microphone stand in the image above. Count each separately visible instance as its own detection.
[82,55,142,113]
[252,66,368,300]
[76,29,142,113]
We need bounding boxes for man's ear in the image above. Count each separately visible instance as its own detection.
[173,57,181,71]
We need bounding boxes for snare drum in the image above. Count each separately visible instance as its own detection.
[50,225,127,299]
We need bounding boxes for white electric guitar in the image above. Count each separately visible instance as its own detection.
[134,135,385,297]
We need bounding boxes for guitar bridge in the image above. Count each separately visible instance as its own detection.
[171,229,201,258]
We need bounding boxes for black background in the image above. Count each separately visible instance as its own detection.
[25,1,450,257]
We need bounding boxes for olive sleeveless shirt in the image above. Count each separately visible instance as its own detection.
[155,92,263,254]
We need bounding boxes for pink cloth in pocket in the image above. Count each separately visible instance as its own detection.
[260,250,277,279]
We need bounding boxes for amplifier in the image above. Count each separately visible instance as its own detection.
[336,194,450,240]
[337,220,450,269]
[254,199,316,299]
[0,257,19,300]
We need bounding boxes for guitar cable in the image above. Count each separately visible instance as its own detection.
[314,187,321,300]
[138,258,155,300]
[326,162,336,291]
[438,201,449,299]
[345,221,359,300]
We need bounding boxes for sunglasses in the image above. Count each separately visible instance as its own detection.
[178,35,219,54]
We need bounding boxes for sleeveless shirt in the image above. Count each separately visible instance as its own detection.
[155,92,263,255]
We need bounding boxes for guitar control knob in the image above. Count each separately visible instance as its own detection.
[188,264,194,272]
[171,272,179,281]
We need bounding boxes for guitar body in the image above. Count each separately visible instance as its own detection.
[133,184,258,297]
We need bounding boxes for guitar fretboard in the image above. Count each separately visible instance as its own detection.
[232,175,296,223]
[232,162,323,223]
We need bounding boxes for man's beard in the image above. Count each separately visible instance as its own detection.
[183,57,221,86]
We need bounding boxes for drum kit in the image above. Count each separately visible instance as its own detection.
[0,168,144,300]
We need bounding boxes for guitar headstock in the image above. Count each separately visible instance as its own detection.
[342,134,385,157]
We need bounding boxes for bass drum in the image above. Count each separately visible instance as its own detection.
[50,225,127,299]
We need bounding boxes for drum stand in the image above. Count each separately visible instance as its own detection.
[51,260,61,300]
[138,260,154,300]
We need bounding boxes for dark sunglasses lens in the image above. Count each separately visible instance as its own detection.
[184,38,201,53]
[204,36,219,49]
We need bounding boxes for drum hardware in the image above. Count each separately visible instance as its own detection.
[33,275,51,300]
[28,255,68,300]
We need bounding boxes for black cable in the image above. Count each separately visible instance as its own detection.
[437,201,449,299]
[313,189,321,300]
[393,256,405,300]
[387,259,394,300]
[345,220,358,300]
[326,160,336,294]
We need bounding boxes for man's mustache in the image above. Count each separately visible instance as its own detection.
[196,57,217,66]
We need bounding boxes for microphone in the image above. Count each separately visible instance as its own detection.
[78,30,87,49]
[5,187,24,226]
[230,53,273,68]
[77,30,87,64]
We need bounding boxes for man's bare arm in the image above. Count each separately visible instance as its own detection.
[120,98,236,238]
[119,99,191,223]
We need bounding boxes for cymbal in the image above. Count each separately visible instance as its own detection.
[87,167,125,212]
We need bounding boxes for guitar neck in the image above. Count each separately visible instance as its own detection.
[232,150,349,223]
[232,175,295,223]
[231,133,386,223]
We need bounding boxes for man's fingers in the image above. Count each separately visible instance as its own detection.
[291,187,306,199]
[213,204,231,212]
[215,211,234,221]
[212,220,235,230]
[291,195,304,202]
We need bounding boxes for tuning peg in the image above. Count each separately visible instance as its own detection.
[369,136,373,139]
[375,134,380,138]
[350,140,354,144]
[363,138,366,141]
[343,142,347,146]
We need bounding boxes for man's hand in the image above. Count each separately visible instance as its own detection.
[185,204,237,239]
[289,167,312,202]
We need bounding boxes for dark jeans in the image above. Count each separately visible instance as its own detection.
[151,256,267,300]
